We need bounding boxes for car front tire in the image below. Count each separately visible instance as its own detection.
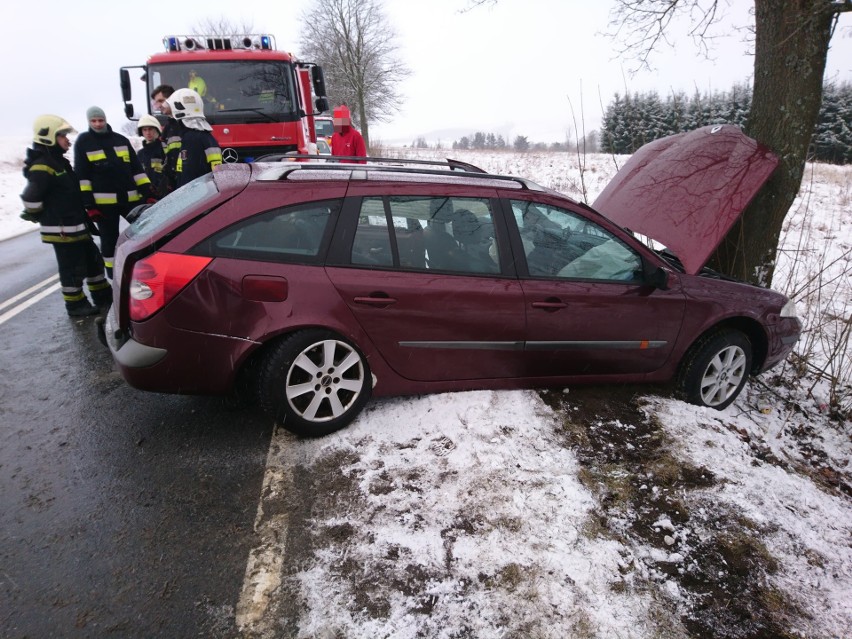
[258,329,372,437]
[677,329,752,410]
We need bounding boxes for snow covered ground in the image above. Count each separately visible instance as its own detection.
[3,137,850,637]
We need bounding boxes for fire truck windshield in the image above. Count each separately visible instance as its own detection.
[148,60,299,124]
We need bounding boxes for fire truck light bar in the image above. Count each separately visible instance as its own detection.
[163,34,276,52]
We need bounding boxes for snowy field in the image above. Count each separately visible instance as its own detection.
[2,137,850,638]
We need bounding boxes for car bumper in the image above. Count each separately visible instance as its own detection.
[104,308,168,368]
[103,307,256,394]
[759,316,802,372]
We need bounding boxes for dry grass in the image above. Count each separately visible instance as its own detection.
[775,163,852,416]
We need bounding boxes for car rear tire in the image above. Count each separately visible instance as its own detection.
[676,329,752,410]
[258,329,371,436]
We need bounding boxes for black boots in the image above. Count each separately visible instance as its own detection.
[66,300,100,317]
[92,293,113,314]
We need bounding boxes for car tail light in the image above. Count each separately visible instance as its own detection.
[128,252,212,321]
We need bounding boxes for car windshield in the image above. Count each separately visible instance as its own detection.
[314,118,334,138]
[148,60,298,124]
[126,175,219,241]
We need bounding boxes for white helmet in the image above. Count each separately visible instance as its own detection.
[165,88,205,120]
[33,114,76,147]
[137,113,162,135]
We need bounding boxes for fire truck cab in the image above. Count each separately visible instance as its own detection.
[120,34,329,162]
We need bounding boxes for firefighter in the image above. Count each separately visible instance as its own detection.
[20,115,112,317]
[164,88,222,188]
[74,106,156,277]
[187,69,207,97]
[330,105,367,164]
[135,114,167,198]
[151,85,181,194]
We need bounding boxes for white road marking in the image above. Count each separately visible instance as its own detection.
[0,277,61,326]
[0,274,59,312]
[236,423,292,634]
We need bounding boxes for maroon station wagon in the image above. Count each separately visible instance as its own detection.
[102,125,801,436]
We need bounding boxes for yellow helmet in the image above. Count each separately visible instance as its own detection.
[137,114,163,135]
[33,114,75,147]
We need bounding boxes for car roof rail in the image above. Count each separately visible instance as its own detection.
[262,155,545,191]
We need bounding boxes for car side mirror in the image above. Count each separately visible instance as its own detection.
[315,96,329,114]
[645,265,669,290]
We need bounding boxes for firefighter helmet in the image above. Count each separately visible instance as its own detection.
[137,114,163,135]
[165,88,205,120]
[32,115,75,147]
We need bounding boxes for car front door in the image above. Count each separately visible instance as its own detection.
[508,198,687,377]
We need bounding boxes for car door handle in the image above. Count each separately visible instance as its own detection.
[354,295,398,307]
[531,300,568,311]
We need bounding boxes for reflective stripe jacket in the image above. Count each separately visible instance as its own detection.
[20,144,93,244]
[161,119,182,194]
[73,125,154,210]
[137,138,167,198]
[175,126,222,188]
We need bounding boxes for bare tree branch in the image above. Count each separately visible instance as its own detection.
[606,0,740,73]
[461,0,497,11]
[189,17,258,36]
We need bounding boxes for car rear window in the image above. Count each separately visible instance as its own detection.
[126,174,220,242]
[192,199,342,263]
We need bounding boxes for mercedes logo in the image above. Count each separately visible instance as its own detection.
[222,148,240,163]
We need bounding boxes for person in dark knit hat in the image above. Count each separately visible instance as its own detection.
[73,106,156,277]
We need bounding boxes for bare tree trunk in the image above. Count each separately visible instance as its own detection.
[708,0,834,286]
[358,94,370,151]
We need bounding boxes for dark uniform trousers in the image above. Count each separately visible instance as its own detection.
[96,207,131,276]
[53,241,112,308]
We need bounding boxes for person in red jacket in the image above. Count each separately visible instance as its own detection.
[330,105,366,163]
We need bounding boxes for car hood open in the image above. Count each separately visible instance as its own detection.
[592,124,778,275]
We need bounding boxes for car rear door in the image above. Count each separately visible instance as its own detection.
[325,186,527,382]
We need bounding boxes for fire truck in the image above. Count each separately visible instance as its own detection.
[120,34,329,162]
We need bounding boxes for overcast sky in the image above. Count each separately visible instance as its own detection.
[3,0,851,145]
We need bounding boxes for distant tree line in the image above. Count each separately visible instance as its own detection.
[452,132,509,150]
[600,81,852,164]
[447,131,600,153]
